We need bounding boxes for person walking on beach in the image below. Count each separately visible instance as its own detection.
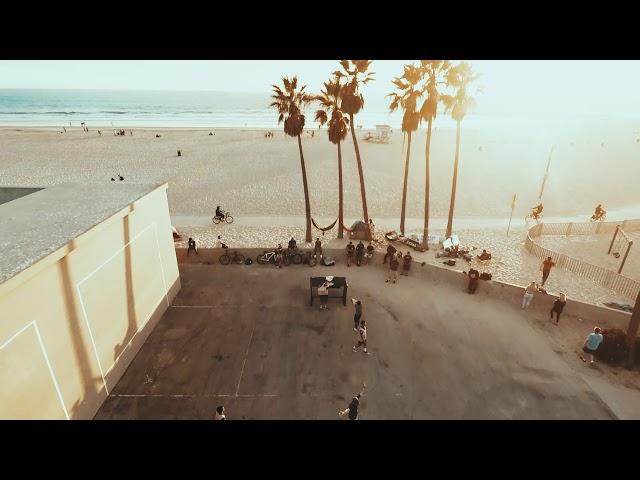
[386,255,400,283]
[339,383,366,420]
[540,256,556,286]
[346,241,355,267]
[314,238,323,260]
[580,327,604,366]
[318,279,333,310]
[401,252,412,276]
[187,237,198,256]
[365,242,374,265]
[550,293,567,324]
[351,298,363,331]
[353,320,369,355]
[214,405,226,420]
[383,244,397,264]
[355,241,365,266]
[467,268,480,294]
[521,281,539,309]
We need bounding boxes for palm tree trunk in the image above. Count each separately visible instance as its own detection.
[423,118,433,250]
[626,290,640,368]
[400,130,412,235]
[297,134,312,242]
[337,141,344,239]
[445,121,461,239]
[350,114,369,232]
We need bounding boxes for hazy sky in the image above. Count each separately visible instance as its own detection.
[1,60,640,117]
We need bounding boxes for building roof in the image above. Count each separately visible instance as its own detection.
[0,182,164,286]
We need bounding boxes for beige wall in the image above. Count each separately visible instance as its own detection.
[0,185,180,419]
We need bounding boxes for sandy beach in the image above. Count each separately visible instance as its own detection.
[1,125,639,306]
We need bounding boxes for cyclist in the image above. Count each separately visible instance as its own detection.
[593,204,606,220]
[288,237,297,251]
[531,203,544,220]
[215,205,225,221]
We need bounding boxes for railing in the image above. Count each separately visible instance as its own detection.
[525,220,640,300]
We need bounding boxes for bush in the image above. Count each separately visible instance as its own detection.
[594,328,640,365]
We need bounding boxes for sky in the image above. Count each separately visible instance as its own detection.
[1,60,640,118]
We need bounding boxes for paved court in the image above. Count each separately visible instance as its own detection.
[96,261,616,419]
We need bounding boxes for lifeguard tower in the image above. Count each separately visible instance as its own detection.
[363,125,392,144]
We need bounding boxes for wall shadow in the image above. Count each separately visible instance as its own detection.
[59,239,99,419]
[114,211,138,362]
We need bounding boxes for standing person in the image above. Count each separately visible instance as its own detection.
[365,242,374,265]
[550,293,567,324]
[355,241,365,266]
[214,405,226,420]
[383,244,397,264]
[314,238,323,260]
[351,298,363,331]
[467,268,480,294]
[318,279,333,310]
[386,255,400,283]
[187,237,198,256]
[346,241,355,267]
[368,218,375,238]
[521,281,539,309]
[339,383,366,420]
[540,256,556,287]
[401,251,412,276]
[353,320,369,354]
[580,327,604,366]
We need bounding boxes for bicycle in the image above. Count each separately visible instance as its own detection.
[590,213,606,222]
[212,211,234,224]
[219,250,245,265]
[284,248,303,265]
[303,251,318,267]
[257,250,279,265]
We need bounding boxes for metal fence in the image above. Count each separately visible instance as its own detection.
[525,220,640,300]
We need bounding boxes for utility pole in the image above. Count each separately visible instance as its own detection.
[538,145,555,201]
[507,193,517,236]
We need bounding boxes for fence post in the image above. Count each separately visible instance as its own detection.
[566,223,573,236]
[608,225,619,254]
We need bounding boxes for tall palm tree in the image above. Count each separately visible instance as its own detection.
[315,78,349,238]
[441,62,479,239]
[335,60,374,235]
[418,60,451,249]
[270,76,314,242]
[388,64,422,235]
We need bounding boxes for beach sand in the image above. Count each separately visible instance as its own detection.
[1,126,639,306]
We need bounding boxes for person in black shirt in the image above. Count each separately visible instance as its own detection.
[355,241,365,266]
[346,241,355,267]
[467,268,480,294]
[365,242,374,264]
[288,237,297,251]
[314,238,323,260]
[339,384,366,420]
[383,244,397,264]
[550,293,567,324]
[187,237,198,256]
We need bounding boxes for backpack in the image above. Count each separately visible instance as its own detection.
[322,256,336,266]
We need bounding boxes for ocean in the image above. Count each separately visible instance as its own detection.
[0,88,559,130]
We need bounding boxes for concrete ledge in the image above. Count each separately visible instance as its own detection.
[176,247,632,329]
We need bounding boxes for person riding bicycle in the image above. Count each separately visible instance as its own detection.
[288,237,297,251]
[593,204,606,220]
[215,205,225,220]
[531,203,544,220]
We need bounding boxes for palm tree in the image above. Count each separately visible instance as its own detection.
[418,60,451,249]
[441,62,479,239]
[315,78,349,238]
[270,76,314,242]
[335,60,374,234]
[388,64,422,235]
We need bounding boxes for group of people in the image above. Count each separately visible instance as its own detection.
[345,240,375,267]
[530,202,607,221]
[382,244,412,283]
[109,174,125,182]
[264,131,275,138]
[113,129,131,136]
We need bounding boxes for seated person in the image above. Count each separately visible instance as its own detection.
[448,245,460,258]
[288,237,297,250]
[215,206,224,219]
[477,249,492,261]
[436,247,451,258]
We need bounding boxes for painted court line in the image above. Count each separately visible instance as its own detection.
[112,393,280,398]
[1,321,70,420]
[235,321,256,397]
